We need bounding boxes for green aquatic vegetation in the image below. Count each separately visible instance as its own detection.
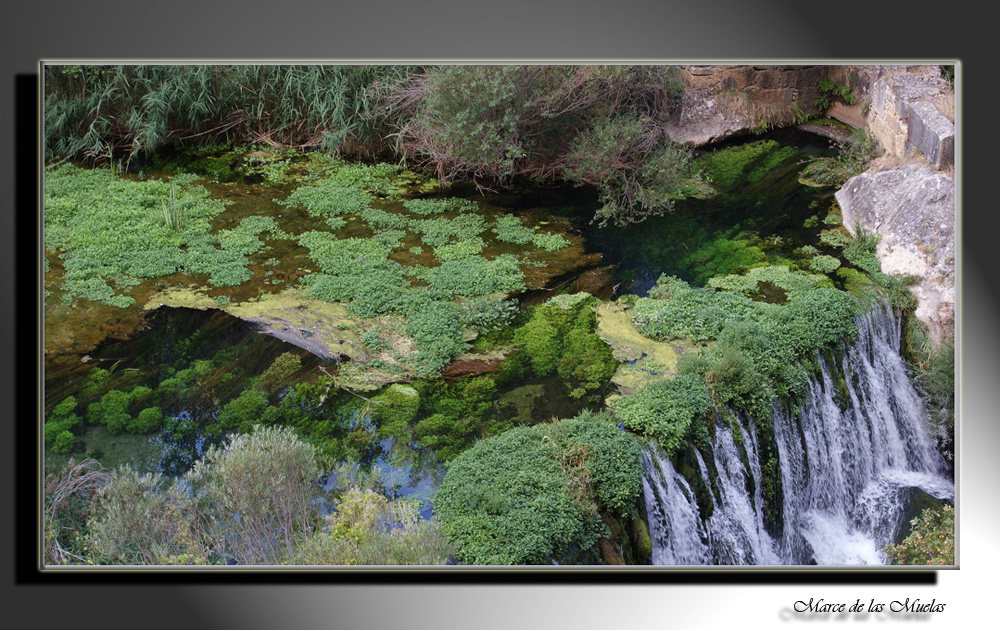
[706,265,832,297]
[433,237,486,262]
[45,397,82,454]
[130,407,164,433]
[44,164,251,307]
[631,276,758,342]
[492,214,536,245]
[404,301,466,375]
[358,207,410,231]
[434,412,642,564]
[512,294,617,397]
[682,236,768,286]
[819,228,852,249]
[531,232,571,252]
[320,161,408,199]
[278,178,373,220]
[403,197,479,216]
[746,145,799,183]
[458,294,519,334]
[371,384,421,438]
[695,140,785,190]
[86,386,155,435]
[409,214,489,247]
[419,254,525,297]
[492,214,571,252]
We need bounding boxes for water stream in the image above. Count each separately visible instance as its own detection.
[641,304,953,565]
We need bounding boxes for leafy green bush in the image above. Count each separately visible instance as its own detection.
[611,374,712,457]
[884,505,954,565]
[434,413,642,564]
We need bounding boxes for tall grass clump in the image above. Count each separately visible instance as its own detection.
[44,64,414,164]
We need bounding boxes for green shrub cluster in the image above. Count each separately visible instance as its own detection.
[884,505,954,565]
[620,271,862,440]
[434,412,642,564]
[385,65,693,226]
[611,374,712,457]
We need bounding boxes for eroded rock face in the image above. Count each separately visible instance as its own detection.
[664,65,829,146]
[836,164,955,346]
[866,67,954,169]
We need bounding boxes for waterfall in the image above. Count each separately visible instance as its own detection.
[641,304,953,565]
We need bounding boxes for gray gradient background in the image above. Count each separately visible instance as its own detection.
[2,1,992,628]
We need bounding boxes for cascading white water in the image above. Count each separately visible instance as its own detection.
[641,304,953,565]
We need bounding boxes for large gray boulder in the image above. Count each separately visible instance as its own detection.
[836,164,955,346]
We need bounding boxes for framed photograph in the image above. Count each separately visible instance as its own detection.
[38,61,957,575]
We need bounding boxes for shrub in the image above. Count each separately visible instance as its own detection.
[611,374,712,457]
[184,425,323,564]
[884,505,954,565]
[381,65,691,226]
[86,466,209,565]
[434,426,589,564]
[434,414,642,564]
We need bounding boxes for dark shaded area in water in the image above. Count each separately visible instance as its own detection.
[581,128,840,295]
